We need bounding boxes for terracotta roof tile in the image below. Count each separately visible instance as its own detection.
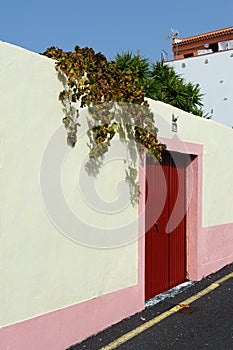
[175,27,233,46]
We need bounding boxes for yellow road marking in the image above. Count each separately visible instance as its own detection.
[100,271,233,350]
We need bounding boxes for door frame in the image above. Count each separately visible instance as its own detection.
[138,139,204,302]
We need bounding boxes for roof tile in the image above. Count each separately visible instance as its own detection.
[175,27,233,46]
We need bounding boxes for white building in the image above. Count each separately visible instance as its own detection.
[167,27,233,128]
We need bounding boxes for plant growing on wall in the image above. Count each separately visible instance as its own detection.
[43,47,209,205]
[43,46,166,163]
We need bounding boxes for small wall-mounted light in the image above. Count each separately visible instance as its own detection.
[172,114,178,132]
[182,63,186,68]
[204,59,209,64]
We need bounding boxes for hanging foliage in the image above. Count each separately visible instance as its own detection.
[43,46,166,161]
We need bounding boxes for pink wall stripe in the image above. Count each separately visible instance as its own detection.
[0,282,144,350]
[201,223,233,276]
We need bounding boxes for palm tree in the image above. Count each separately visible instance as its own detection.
[114,54,208,118]
[146,61,205,115]
[114,51,150,89]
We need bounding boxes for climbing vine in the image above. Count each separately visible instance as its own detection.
[43,46,166,163]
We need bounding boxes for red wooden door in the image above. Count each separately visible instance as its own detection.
[145,152,186,300]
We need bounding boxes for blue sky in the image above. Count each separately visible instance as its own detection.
[1,0,233,62]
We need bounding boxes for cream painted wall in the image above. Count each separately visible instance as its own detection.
[148,99,233,227]
[0,42,138,327]
[1,41,232,328]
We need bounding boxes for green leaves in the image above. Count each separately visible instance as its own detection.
[114,51,150,87]
[145,61,207,117]
[92,123,117,145]
[43,45,206,164]
[113,54,208,118]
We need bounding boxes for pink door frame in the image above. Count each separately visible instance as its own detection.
[140,136,204,302]
[147,136,233,281]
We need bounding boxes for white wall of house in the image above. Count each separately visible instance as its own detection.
[168,50,233,128]
[0,42,138,328]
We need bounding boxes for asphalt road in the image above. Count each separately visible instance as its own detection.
[68,263,233,350]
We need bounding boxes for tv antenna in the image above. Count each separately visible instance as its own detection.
[161,50,168,62]
[167,28,180,39]
[167,28,181,58]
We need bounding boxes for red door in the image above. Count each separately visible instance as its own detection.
[145,152,186,300]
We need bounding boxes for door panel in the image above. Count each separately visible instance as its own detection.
[168,154,186,289]
[145,152,186,300]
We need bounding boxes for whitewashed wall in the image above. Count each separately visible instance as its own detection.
[168,50,233,128]
[0,42,138,327]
